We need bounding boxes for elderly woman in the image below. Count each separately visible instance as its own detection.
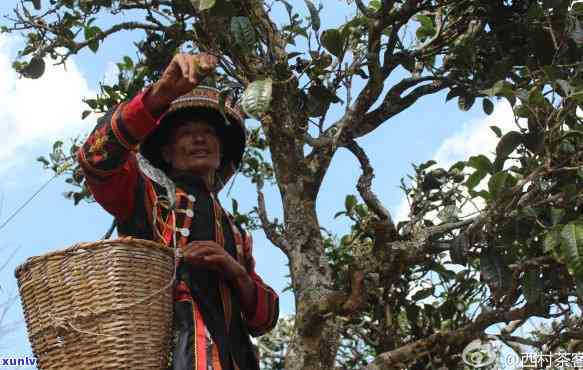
[78,53,279,370]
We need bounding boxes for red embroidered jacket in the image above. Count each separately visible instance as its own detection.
[77,89,279,369]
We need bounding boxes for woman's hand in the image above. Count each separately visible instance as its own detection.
[183,239,257,317]
[144,53,218,116]
[183,240,246,281]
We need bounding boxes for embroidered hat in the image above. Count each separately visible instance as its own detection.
[140,86,246,190]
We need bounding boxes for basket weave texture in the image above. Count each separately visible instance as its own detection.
[15,238,175,370]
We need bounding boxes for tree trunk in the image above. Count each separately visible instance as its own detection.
[283,197,340,370]
[264,87,340,369]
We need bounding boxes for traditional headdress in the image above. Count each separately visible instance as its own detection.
[139,86,246,191]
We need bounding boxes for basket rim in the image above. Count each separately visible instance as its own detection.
[14,237,171,278]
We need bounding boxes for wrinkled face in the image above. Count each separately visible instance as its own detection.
[161,120,221,176]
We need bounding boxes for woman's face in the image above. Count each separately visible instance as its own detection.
[162,120,221,176]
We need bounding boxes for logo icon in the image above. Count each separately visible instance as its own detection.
[462,339,497,368]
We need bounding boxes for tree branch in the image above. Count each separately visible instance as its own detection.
[355,0,375,18]
[364,304,549,369]
[355,77,449,139]
[255,181,290,255]
[344,139,398,243]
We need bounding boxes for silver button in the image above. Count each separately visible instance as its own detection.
[179,228,190,237]
[187,194,196,202]
[186,209,194,218]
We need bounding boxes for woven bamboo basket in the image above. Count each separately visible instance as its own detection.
[14,238,176,370]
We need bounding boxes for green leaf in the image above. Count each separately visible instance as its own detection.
[440,300,457,319]
[523,270,544,304]
[340,234,352,246]
[513,104,529,119]
[88,41,99,53]
[446,88,462,102]
[437,205,459,223]
[277,0,293,16]
[458,94,475,111]
[231,17,256,54]
[541,65,559,80]
[84,26,101,53]
[543,0,562,10]
[488,172,514,199]
[488,172,512,199]
[481,80,515,105]
[406,305,419,324]
[304,0,320,31]
[368,0,381,12]
[20,57,45,79]
[556,79,573,97]
[36,156,50,167]
[528,87,545,106]
[432,263,456,281]
[559,141,576,154]
[496,131,522,159]
[85,99,98,109]
[345,194,357,213]
[480,248,512,296]
[415,15,435,40]
[466,170,487,190]
[241,79,273,119]
[550,208,565,226]
[523,131,545,154]
[411,286,435,301]
[418,159,437,171]
[490,125,502,138]
[355,204,367,218]
[560,222,583,283]
[522,206,539,219]
[123,56,133,69]
[209,0,237,16]
[482,98,494,115]
[321,29,344,58]
[449,161,465,172]
[482,80,509,96]
[81,110,91,120]
[527,2,544,20]
[190,0,216,11]
[308,85,342,104]
[544,227,563,258]
[416,26,435,40]
[468,155,493,174]
[572,1,583,12]
[416,15,433,29]
[451,233,469,265]
[492,157,505,173]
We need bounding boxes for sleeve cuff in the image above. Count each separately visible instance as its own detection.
[245,281,267,328]
[119,88,160,142]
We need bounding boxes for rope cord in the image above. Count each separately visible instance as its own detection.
[0,161,72,234]
[0,174,58,234]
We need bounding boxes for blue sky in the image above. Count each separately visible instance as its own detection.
[0,0,518,366]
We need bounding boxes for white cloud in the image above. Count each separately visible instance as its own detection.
[103,61,119,86]
[394,198,411,224]
[433,101,516,168]
[0,34,96,175]
[393,101,517,222]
